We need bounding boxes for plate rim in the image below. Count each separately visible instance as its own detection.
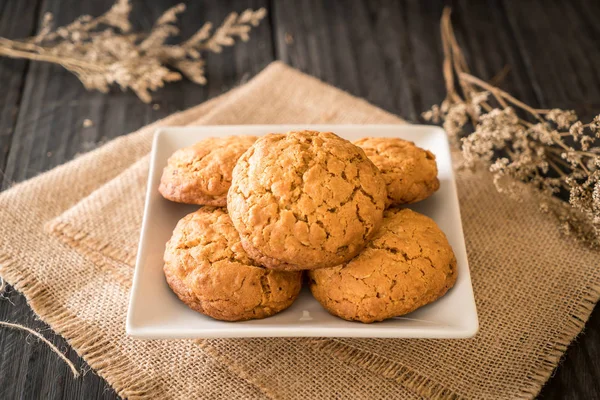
[126,124,479,339]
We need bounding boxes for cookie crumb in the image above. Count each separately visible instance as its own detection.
[285,32,294,44]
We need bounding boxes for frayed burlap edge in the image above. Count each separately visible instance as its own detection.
[0,252,169,400]
[44,221,284,400]
[35,220,284,399]
[309,278,600,400]
[44,215,600,399]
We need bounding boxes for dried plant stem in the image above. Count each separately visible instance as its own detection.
[459,73,547,122]
[0,321,80,377]
[0,38,44,52]
[547,158,567,178]
[423,7,600,248]
[440,8,462,104]
[489,64,511,87]
[0,45,102,71]
[545,147,596,167]
[547,152,572,169]
[0,1,267,102]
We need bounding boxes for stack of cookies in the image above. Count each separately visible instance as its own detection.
[160,130,457,323]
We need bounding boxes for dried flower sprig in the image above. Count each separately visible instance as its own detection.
[423,8,600,248]
[0,0,267,102]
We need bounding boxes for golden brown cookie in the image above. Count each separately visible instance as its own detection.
[163,207,302,321]
[228,130,387,271]
[308,208,457,323]
[159,136,257,206]
[354,137,439,205]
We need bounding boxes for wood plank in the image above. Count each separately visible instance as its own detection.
[0,0,41,182]
[400,0,447,113]
[0,0,274,399]
[273,0,539,119]
[538,307,600,399]
[500,2,600,398]
[273,0,453,122]
[502,0,600,119]
[0,286,118,400]
[274,1,600,399]
[1,0,274,189]
[450,2,600,398]
[1,0,600,398]
[451,0,540,106]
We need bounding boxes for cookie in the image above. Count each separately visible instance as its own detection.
[163,207,302,321]
[228,130,387,271]
[354,137,439,205]
[308,208,457,323]
[159,135,257,206]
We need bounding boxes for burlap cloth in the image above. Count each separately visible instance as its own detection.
[1,62,599,400]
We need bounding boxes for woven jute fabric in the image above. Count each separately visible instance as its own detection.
[1,62,599,400]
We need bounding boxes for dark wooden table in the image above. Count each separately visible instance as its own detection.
[1,0,599,398]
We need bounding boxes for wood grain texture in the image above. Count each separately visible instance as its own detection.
[0,0,599,398]
[0,0,273,399]
[1,0,273,190]
[502,0,600,118]
[273,0,445,121]
[274,2,600,399]
[0,0,41,184]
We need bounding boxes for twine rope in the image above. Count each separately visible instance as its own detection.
[0,276,80,378]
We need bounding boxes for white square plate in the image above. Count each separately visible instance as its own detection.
[127,125,478,339]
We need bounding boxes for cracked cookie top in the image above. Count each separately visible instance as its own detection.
[159,135,257,207]
[227,130,387,270]
[308,208,457,323]
[354,137,439,205]
[163,207,302,321]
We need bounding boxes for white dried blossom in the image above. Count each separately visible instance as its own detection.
[443,102,468,140]
[570,121,584,140]
[489,157,509,173]
[530,123,558,145]
[428,8,600,248]
[561,151,583,168]
[580,135,594,151]
[470,91,490,106]
[546,108,578,129]
[593,181,600,209]
[422,104,442,124]
[587,157,600,171]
